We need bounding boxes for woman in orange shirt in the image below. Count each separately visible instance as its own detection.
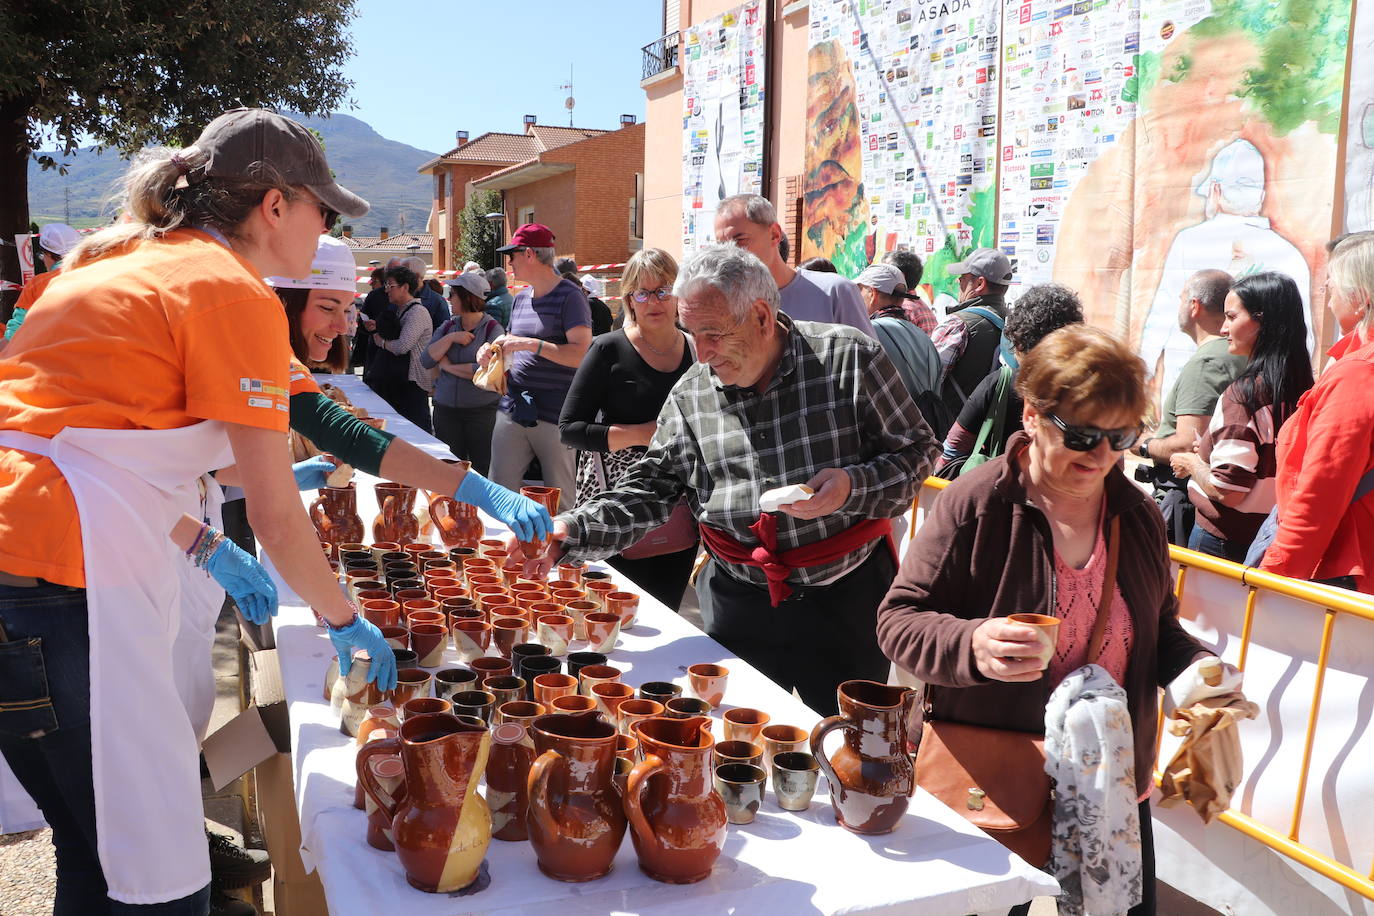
[0,109,382,913]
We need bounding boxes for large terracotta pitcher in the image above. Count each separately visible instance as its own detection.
[373,481,421,544]
[430,495,484,549]
[810,680,916,835]
[625,715,727,884]
[309,484,365,555]
[357,712,493,893]
[526,712,626,881]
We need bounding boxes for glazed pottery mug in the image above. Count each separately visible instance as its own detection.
[434,668,478,701]
[639,681,682,705]
[469,656,513,685]
[577,664,622,697]
[451,689,496,723]
[771,751,821,812]
[491,617,529,658]
[714,763,767,825]
[617,698,664,737]
[389,668,433,707]
[510,642,551,665]
[400,696,452,722]
[533,673,579,708]
[485,676,527,710]
[591,682,635,721]
[687,664,729,708]
[550,694,598,714]
[379,626,410,651]
[603,591,640,630]
[519,655,562,698]
[582,612,621,654]
[361,599,402,629]
[1006,612,1061,669]
[565,651,607,680]
[495,700,545,729]
[664,696,713,720]
[760,724,809,771]
[407,622,448,668]
[723,708,771,744]
[566,600,601,643]
[555,561,584,584]
[713,740,763,770]
[390,648,419,670]
[536,614,574,656]
[585,579,617,609]
[451,620,492,664]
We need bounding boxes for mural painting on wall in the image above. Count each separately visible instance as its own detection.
[804,0,1000,292]
[681,1,767,253]
[1347,0,1374,238]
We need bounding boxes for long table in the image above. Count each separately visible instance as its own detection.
[267,374,1059,914]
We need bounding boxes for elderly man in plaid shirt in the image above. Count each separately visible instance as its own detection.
[521,245,938,714]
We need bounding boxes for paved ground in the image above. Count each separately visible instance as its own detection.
[0,580,1219,915]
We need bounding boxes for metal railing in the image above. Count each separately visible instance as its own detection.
[911,475,1374,901]
[641,32,680,82]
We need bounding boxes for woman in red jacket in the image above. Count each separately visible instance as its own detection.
[1259,235,1374,591]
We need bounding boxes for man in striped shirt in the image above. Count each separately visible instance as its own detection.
[522,245,938,714]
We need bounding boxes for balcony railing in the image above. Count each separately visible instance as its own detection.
[641,31,680,82]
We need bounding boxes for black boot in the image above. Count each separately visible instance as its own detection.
[207,828,272,889]
[209,887,258,916]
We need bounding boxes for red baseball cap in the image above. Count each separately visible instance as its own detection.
[497,223,556,253]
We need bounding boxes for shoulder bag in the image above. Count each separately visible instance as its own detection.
[574,446,697,559]
[914,516,1120,866]
[934,365,1014,480]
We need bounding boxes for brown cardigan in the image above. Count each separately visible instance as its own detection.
[877,432,1210,795]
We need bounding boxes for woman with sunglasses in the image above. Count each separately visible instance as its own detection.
[1170,272,1313,562]
[558,248,698,610]
[878,325,1215,916]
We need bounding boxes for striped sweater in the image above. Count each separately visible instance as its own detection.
[1187,381,1277,546]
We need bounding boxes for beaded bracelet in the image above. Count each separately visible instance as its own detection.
[186,522,209,558]
[193,528,225,569]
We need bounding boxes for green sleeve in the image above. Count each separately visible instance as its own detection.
[1172,356,1240,418]
[289,392,395,476]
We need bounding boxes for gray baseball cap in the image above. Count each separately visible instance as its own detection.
[947,248,1013,284]
[186,108,369,218]
[854,263,907,294]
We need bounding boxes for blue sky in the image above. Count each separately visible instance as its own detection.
[341,0,664,153]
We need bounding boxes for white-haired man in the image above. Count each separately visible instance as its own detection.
[518,245,937,715]
[714,193,875,338]
[400,254,448,330]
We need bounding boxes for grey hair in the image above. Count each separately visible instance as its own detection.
[400,256,428,278]
[716,193,778,228]
[673,244,779,320]
[1184,269,1233,315]
[485,267,508,288]
[531,245,557,267]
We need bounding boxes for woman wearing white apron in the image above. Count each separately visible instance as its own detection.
[0,109,396,915]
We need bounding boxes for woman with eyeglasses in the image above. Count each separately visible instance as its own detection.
[1169,272,1312,562]
[878,325,1215,916]
[420,272,504,475]
[369,264,435,433]
[558,248,698,610]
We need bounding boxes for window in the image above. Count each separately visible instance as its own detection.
[436,172,446,204]
[519,206,536,227]
[630,172,644,240]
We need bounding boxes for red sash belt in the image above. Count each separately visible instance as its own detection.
[699,513,896,606]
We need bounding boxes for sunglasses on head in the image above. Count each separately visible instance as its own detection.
[1047,413,1143,452]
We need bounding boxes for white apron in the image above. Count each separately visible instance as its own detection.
[174,474,227,743]
[0,420,233,904]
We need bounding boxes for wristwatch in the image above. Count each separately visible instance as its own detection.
[1136,437,1153,460]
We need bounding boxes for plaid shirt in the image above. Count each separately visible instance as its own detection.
[561,314,938,588]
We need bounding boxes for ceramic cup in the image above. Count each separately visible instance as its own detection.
[576,664,622,697]
[616,733,639,762]
[510,642,551,666]
[390,648,419,670]
[477,538,507,557]
[565,651,607,680]
[714,740,763,770]
[355,588,393,605]
[519,655,561,698]
[469,656,513,685]
[555,561,584,584]
[771,751,821,811]
[687,663,729,708]
[715,763,767,825]
[582,612,621,654]
[360,599,402,629]
[550,694,598,714]
[389,668,433,707]
[448,546,477,562]
[371,542,402,563]
[434,668,478,701]
[760,724,809,771]
[591,682,635,721]
[408,622,448,668]
[638,681,682,705]
[451,620,492,664]
[723,707,771,744]
[495,699,546,729]
[536,614,574,656]
[603,591,640,630]
[379,625,410,650]
[484,675,526,710]
[617,698,664,736]
[1006,612,1061,669]
[566,600,601,643]
[664,696,713,720]
[533,672,579,708]
[491,617,529,658]
[585,579,617,609]
[399,696,452,722]
[451,689,496,723]
[396,590,433,608]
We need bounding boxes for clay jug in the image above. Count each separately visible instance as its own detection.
[526,712,626,881]
[354,706,401,809]
[430,495,484,549]
[809,680,917,835]
[364,752,404,850]
[309,484,365,556]
[373,482,421,544]
[485,722,534,841]
[357,712,493,893]
[625,716,727,884]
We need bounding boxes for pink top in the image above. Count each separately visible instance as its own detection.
[1047,521,1134,690]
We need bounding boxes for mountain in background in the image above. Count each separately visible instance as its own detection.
[28,112,437,236]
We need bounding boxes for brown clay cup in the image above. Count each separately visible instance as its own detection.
[723,708,771,745]
[591,682,636,721]
[485,676,526,709]
[451,689,496,723]
[408,622,448,668]
[533,673,579,708]
[713,740,763,771]
[664,696,714,719]
[536,614,574,656]
[491,617,529,658]
[361,598,402,629]
[399,696,452,722]
[556,561,584,584]
[495,699,546,729]
[1006,612,1061,669]
[469,656,513,685]
[379,625,410,650]
[577,664,622,697]
[603,591,640,630]
[585,579,617,609]
[617,698,664,736]
[389,668,433,707]
[451,619,491,664]
[761,724,809,771]
[550,694,598,715]
[583,612,621,654]
[687,663,729,708]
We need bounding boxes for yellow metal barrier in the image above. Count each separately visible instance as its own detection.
[911,475,1374,901]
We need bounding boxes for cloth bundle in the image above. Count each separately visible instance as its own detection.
[1158,657,1257,823]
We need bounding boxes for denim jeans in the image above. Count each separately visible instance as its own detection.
[0,583,209,915]
[1187,525,1249,564]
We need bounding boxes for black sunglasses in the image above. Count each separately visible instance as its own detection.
[503,247,526,259]
[1047,413,1143,452]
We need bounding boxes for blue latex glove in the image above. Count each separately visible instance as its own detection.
[329,615,398,691]
[205,538,278,625]
[453,470,553,542]
[292,455,338,490]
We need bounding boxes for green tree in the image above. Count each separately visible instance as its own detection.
[458,190,504,269]
[0,1,358,310]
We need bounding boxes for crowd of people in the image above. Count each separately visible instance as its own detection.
[0,105,1372,915]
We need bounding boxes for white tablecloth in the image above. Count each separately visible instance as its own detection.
[268,375,1059,915]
